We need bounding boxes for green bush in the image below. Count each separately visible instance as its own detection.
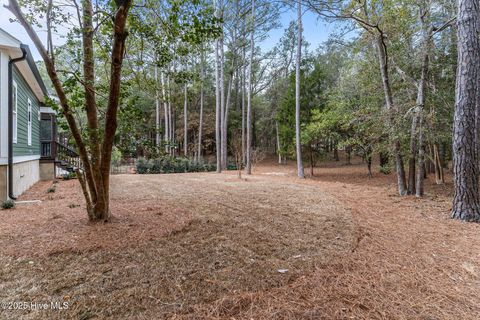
[136,156,217,174]
[62,172,77,180]
[379,165,392,175]
[1,199,15,210]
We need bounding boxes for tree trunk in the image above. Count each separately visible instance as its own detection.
[334,145,339,161]
[7,0,132,221]
[416,114,425,197]
[161,72,169,153]
[219,0,226,170]
[276,121,282,164]
[168,74,174,155]
[295,1,305,179]
[154,63,161,146]
[241,46,246,165]
[433,143,444,184]
[345,146,352,165]
[376,34,407,195]
[183,83,188,157]
[222,68,234,168]
[407,111,419,194]
[214,0,221,172]
[451,0,480,221]
[367,154,373,178]
[197,51,204,163]
[415,3,432,198]
[245,0,255,175]
[309,145,315,177]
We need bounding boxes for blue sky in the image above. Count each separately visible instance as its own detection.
[0,1,335,61]
[262,7,336,52]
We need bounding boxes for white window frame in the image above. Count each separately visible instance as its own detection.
[27,98,32,146]
[12,81,18,144]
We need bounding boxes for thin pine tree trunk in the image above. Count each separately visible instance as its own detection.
[183,83,188,157]
[276,121,282,164]
[407,112,418,194]
[214,0,221,172]
[415,3,432,198]
[219,0,226,169]
[295,1,305,178]
[245,0,255,175]
[154,63,161,146]
[197,51,204,163]
[161,72,169,153]
[241,46,246,164]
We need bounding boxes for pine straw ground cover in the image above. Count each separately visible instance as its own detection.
[185,158,479,320]
[0,170,354,319]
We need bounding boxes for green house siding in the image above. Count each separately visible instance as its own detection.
[12,66,40,157]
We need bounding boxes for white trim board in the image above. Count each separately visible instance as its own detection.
[0,155,41,165]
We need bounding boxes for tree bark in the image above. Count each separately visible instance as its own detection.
[241,45,246,164]
[161,72,169,153]
[276,121,282,164]
[433,143,444,184]
[154,63,161,146]
[375,34,407,195]
[407,111,419,194]
[7,0,132,221]
[219,0,226,169]
[451,0,480,221]
[214,0,222,172]
[415,2,432,198]
[245,0,255,175]
[295,1,305,179]
[183,83,188,157]
[197,51,204,163]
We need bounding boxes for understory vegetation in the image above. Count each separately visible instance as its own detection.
[136,157,216,174]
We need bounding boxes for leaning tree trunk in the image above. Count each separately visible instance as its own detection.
[376,33,407,195]
[295,1,305,179]
[451,0,480,221]
[245,0,255,175]
[7,0,132,221]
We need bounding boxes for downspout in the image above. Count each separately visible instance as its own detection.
[8,46,27,200]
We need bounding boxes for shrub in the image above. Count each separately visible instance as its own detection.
[379,165,392,175]
[62,172,76,180]
[1,199,15,210]
[136,156,217,174]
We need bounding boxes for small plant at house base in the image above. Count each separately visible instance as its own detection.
[1,200,15,210]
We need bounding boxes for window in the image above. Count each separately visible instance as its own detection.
[12,81,17,144]
[27,98,32,146]
[40,118,52,141]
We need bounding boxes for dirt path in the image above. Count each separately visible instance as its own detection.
[183,160,480,319]
[0,170,354,319]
